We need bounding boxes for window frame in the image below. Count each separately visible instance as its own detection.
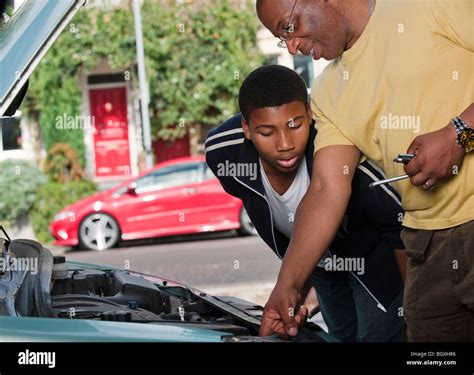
[135,161,203,194]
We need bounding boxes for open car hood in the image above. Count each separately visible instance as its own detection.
[0,0,85,115]
[0,238,335,342]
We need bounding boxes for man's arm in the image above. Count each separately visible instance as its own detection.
[259,144,361,338]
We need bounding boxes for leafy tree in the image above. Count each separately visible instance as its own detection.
[143,0,263,139]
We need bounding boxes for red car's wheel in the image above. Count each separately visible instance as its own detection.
[78,213,120,251]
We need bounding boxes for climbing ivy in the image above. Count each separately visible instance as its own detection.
[22,0,263,158]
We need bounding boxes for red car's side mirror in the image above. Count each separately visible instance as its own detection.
[126,183,137,195]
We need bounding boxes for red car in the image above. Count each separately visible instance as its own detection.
[50,156,256,251]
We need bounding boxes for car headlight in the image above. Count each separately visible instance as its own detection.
[53,211,75,222]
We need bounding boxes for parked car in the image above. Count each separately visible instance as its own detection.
[50,156,256,251]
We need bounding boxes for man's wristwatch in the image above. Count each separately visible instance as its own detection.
[452,116,474,153]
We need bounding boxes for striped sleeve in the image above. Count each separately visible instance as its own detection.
[205,115,246,198]
[204,127,244,154]
[355,160,405,250]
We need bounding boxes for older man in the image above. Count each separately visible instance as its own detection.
[256,0,474,341]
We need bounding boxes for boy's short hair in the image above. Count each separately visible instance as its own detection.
[238,65,308,123]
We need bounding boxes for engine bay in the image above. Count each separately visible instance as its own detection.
[50,263,257,336]
[0,233,328,342]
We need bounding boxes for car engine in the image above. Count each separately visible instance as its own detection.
[0,234,328,342]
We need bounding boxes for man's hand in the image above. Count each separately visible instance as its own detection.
[404,123,465,189]
[259,281,308,339]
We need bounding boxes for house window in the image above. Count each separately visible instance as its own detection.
[0,117,21,151]
[293,55,314,88]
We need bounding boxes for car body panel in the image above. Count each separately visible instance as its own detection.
[0,316,230,342]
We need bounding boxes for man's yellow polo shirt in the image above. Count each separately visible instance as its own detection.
[312,0,474,230]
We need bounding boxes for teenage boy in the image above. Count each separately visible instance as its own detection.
[205,65,406,342]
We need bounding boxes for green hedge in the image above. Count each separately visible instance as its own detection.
[29,181,97,243]
[0,160,47,223]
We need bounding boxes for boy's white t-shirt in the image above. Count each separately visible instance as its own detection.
[260,157,329,267]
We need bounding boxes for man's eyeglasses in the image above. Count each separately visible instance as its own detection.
[277,0,298,48]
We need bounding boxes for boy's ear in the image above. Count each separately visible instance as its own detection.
[241,115,252,140]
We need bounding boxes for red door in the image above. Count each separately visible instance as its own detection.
[89,87,131,179]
